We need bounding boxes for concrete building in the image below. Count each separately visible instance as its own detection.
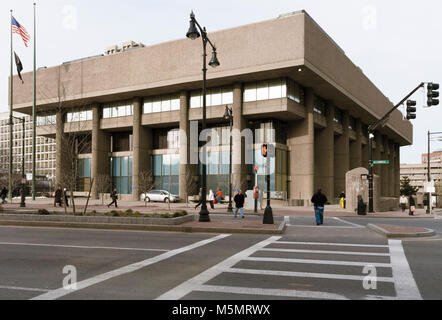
[10,11,412,203]
[401,159,442,208]
[0,112,56,180]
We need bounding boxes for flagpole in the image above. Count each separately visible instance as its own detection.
[9,9,14,202]
[32,2,36,201]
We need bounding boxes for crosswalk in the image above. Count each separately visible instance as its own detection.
[157,236,422,300]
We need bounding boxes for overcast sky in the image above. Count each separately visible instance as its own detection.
[1,0,441,163]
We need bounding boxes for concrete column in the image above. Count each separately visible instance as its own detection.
[395,143,401,197]
[91,104,111,199]
[388,139,395,197]
[334,110,350,199]
[232,83,247,191]
[179,91,193,201]
[288,88,315,205]
[55,111,65,188]
[382,135,389,197]
[350,118,363,170]
[132,98,152,201]
[374,132,382,194]
[315,102,334,202]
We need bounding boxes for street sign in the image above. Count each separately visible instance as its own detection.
[373,160,390,165]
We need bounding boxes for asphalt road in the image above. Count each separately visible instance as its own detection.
[0,219,441,300]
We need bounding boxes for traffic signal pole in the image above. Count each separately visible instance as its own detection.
[368,82,426,213]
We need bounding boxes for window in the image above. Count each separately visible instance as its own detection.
[76,158,91,192]
[244,79,291,103]
[190,87,234,108]
[110,156,133,194]
[37,114,56,126]
[66,109,92,123]
[151,154,179,195]
[314,96,325,115]
[144,94,181,114]
[102,101,133,119]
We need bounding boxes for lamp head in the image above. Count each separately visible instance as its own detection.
[208,49,220,68]
[186,13,200,40]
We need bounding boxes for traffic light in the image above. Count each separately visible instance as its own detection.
[262,144,268,158]
[406,100,417,120]
[427,83,440,106]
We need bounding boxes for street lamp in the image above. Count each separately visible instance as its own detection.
[223,106,233,213]
[186,11,220,222]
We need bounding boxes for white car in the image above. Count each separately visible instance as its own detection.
[142,190,179,203]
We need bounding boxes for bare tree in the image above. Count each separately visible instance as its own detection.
[138,170,155,206]
[95,174,111,205]
[0,172,22,203]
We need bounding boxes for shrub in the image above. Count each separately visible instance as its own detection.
[173,210,188,218]
[125,209,133,214]
[161,213,171,219]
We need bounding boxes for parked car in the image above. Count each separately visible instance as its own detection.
[142,190,179,203]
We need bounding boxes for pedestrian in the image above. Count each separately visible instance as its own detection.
[259,189,264,210]
[216,189,223,204]
[108,189,118,208]
[399,194,408,212]
[1,187,8,204]
[54,187,62,207]
[311,189,328,226]
[234,189,245,219]
[409,195,416,216]
[64,188,69,207]
[208,189,215,210]
[195,188,203,209]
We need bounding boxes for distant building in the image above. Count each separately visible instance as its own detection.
[400,162,442,207]
[422,150,442,164]
[0,112,56,183]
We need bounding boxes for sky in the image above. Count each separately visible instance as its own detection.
[1,0,441,164]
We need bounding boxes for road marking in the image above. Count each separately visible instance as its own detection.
[388,240,422,300]
[244,257,392,268]
[287,225,361,229]
[275,241,389,248]
[0,285,50,293]
[226,268,395,283]
[333,217,364,228]
[0,242,170,252]
[30,234,231,300]
[260,248,390,256]
[196,285,349,300]
[156,236,282,300]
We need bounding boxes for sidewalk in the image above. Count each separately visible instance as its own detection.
[0,197,437,219]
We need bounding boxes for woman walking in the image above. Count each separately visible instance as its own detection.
[409,195,416,216]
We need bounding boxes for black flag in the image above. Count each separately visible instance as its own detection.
[14,51,24,84]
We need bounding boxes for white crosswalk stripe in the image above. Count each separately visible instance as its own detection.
[157,237,422,300]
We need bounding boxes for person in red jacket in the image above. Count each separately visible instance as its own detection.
[215,189,223,204]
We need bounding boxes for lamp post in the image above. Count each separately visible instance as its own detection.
[223,106,233,213]
[186,11,220,222]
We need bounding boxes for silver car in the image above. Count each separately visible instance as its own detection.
[142,190,179,203]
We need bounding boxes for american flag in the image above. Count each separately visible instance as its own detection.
[12,16,30,47]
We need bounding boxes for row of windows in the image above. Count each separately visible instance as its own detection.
[190,87,234,109]
[37,115,56,126]
[144,94,180,114]
[66,110,93,123]
[103,102,134,119]
[244,78,303,104]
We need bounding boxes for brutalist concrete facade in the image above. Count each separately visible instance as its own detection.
[10,11,412,204]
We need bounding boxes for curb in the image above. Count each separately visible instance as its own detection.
[366,223,436,239]
[0,220,286,235]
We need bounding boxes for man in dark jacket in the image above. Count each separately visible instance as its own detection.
[311,189,328,226]
[54,187,62,207]
[234,190,246,219]
[1,187,8,204]
[108,189,118,208]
